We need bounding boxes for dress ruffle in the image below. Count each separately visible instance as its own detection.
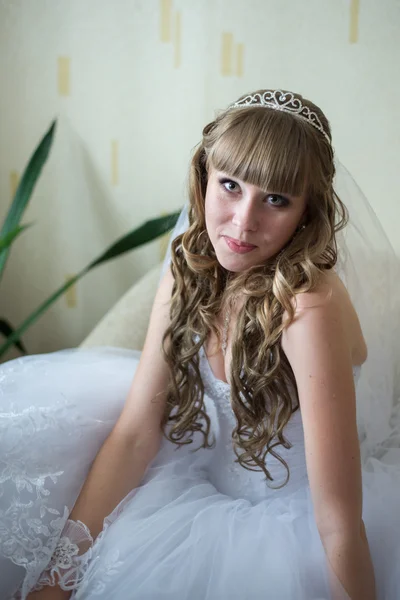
[0,347,399,599]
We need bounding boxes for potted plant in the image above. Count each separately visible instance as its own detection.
[0,120,179,359]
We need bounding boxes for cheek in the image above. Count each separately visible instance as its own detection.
[281,217,300,235]
[205,193,228,228]
[204,194,214,229]
[266,212,302,242]
[204,195,218,242]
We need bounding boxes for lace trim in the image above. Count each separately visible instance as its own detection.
[32,519,94,592]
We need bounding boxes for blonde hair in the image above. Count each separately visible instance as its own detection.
[161,89,348,489]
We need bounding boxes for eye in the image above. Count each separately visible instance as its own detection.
[266,194,289,207]
[219,178,240,193]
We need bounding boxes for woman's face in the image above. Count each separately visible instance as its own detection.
[204,166,308,273]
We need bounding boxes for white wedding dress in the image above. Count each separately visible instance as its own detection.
[1,336,400,599]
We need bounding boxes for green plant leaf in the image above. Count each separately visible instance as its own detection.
[0,223,32,252]
[0,211,180,358]
[0,318,28,354]
[88,212,181,269]
[0,120,56,284]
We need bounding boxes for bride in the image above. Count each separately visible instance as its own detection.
[1,89,400,600]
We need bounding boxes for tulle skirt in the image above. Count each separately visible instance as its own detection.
[1,347,400,599]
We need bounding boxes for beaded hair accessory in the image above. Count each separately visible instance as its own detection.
[228,90,331,143]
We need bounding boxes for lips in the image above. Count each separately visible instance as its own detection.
[224,236,257,254]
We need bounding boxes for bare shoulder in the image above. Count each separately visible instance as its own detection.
[283,269,367,367]
[294,269,352,312]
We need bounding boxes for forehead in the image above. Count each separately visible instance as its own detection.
[206,109,317,197]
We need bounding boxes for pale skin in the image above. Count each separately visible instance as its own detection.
[28,170,375,600]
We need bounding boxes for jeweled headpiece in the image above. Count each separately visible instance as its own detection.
[228,90,331,143]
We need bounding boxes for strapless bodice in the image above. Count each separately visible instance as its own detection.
[198,345,362,503]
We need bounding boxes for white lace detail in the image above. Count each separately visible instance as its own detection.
[199,346,255,493]
[70,499,133,598]
[32,519,94,592]
[0,353,117,599]
[0,398,70,598]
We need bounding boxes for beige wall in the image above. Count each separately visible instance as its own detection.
[0,0,399,360]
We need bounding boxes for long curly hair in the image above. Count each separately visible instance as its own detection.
[161,89,348,489]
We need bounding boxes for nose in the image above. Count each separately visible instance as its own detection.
[231,198,259,233]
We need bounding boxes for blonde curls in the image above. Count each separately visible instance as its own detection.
[161,89,348,488]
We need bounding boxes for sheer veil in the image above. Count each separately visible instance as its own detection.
[161,158,400,461]
[333,159,400,458]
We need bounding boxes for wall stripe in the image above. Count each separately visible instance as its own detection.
[65,275,77,308]
[174,11,182,68]
[10,171,19,201]
[111,140,119,186]
[349,0,360,43]
[221,32,233,76]
[236,43,244,77]
[58,56,71,96]
[160,0,172,42]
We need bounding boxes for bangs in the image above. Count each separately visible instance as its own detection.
[207,108,315,197]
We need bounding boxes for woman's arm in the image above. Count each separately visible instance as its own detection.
[66,267,174,538]
[28,268,175,599]
[281,273,376,600]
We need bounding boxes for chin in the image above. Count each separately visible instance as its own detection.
[214,250,261,273]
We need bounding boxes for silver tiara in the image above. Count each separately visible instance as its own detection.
[228,90,331,143]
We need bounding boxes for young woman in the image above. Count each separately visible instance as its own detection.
[1,89,400,600]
